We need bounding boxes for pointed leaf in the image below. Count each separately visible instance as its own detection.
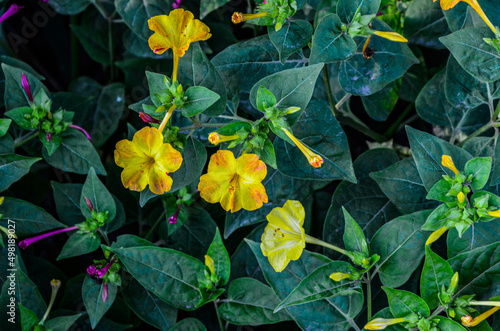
[0,154,41,193]
[82,275,117,329]
[206,228,230,286]
[420,246,454,309]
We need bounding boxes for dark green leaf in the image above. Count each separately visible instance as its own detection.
[370,210,431,288]
[19,303,38,331]
[433,316,467,331]
[361,80,399,121]
[2,63,48,111]
[80,168,116,221]
[57,232,100,260]
[219,278,292,326]
[0,134,14,154]
[15,258,47,319]
[182,86,220,117]
[383,287,430,317]
[43,131,106,175]
[420,246,454,309]
[112,234,155,249]
[0,197,66,236]
[122,278,177,331]
[339,20,419,96]
[170,318,206,331]
[0,154,41,193]
[440,27,500,82]
[112,246,205,310]
[403,0,449,49]
[0,118,11,137]
[51,182,85,226]
[71,23,110,65]
[342,208,369,256]
[269,20,313,63]
[310,14,356,64]
[336,0,381,23]
[200,0,229,19]
[82,275,117,329]
[44,314,82,331]
[229,225,265,283]
[447,220,500,258]
[171,137,207,192]
[48,0,90,15]
[465,157,492,190]
[273,98,356,182]
[206,228,230,286]
[406,126,473,191]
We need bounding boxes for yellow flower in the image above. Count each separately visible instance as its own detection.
[260,200,306,272]
[205,255,215,275]
[426,226,448,245]
[114,127,183,195]
[282,128,324,168]
[457,192,465,203]
[208,132,239,146]
[442,155,459,175]
[0,196,3,205]
[198,150,268,213]
[461,307,500,327]
[434,0,496,34]
[364,317,407,330]
[373,31,408,42]
[148,9,211,81]
[488,210,500,217]
[329,272,351,282]
[231,12,268,24]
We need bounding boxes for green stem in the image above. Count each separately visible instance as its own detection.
[366,271,372,321]
[322,65,336,116]
[14,131,39,148]
[338,114,388,143]
[92,0,109,19]
[98,228,111,246]
[178,122,227,132]
[145,209,166,241]
[384,103,414,138]
[70,15,80,80]
[217,115,252,123]
[458,121,494,147]
[305,235,348,256]
[108,17,115,82]
[214,300,225,331]
[493,99,500,122]
[470,301,500,307]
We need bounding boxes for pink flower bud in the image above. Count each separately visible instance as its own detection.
[0,4,23,25]
[21,73,33,103]
[84,197,94,211]
[139,112,160,124]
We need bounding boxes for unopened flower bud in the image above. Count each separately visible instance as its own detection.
[442,155,459,175]
[329,272,351,282]
[457,192,465,204]
[139,112,160,124]
[205,254,216,275]
[84,197,94,212]
[426,226,448,246]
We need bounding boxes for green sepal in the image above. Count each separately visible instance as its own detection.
[256,86,277,112]
[422,204,450,231]
[426,179,455,203]
[38,130,62,156]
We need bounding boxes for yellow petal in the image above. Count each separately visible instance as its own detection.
[238,181,268,212]
[133,127,164,156]
[114,139,147,168]
[198,173,233,204]
[148,32,171,54]
[488,210,500,217]
[206,150,237,175]
[282,200,306,229]
[373,30,408,42]
[220,183,240,213]
[426,226,448,245]
[154,143,183,173]
[121,164,149,192]
[439,0,462,10]
[148,164,173,195]
[442,155,459,175]
[236,154,267,182]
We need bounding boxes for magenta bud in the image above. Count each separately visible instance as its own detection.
[139,112,160,124]
[21,73,33,103]
[87,265,99,277]
[84,197,94,211]
[172,0,181,8]
[46,132,53,142]
[0,4,23,24]
[169,205,182,224]
[102,282,108,302]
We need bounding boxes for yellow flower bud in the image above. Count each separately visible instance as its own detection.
[208,132,240,146]
[0,196,4,205]
[329,272,351,282]
[457,192,465,204]
[426,227,448,246]
[441,155,459,175]
[231,11,268,24]
[373,31,408,42]
[282,128,324,168]
[364,317,407,330]
[450,272,459,289]
[488,210,500,217]
[205,255,216,275]
[461,307,500,327]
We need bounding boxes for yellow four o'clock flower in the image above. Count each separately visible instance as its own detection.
[364,317,407,330]
[260,200,306,272]
[148,9,211,82]
[372,31,408,42]
[198,150,268,213]
[488,209,500,217]
[442,155,459,175]
[208,132,240,146]
[434,0,496,34]
[282,128,324,168]
[114,127,183,195]
[461,306,500,327]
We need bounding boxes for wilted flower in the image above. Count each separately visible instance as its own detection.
[18,226,79,249]
[434,0,496,34]
[461,307,500,327]
[208,132,239,146]
[0,4,23,25]
[372,30,408,42]
[281,128,323,168]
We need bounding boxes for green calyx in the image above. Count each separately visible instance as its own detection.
[258,0,297,31]
[154,78,186,110]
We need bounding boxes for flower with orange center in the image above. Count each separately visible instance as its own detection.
[114,127,183,195]
[148,9,211,81]
[198,150,268,213]
[434,0,496,34]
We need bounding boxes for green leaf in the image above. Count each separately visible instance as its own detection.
[371,156,439,214]
[342,208,369,256]
[44,314,82,331]
[275,261,362,311]
[5,107,36,130]
[71,23,110,65]
[19,303,38,331]
[270,20,313,64]
[420,246,454,310]
[170,318,206,331]
[112,234,155,249]
[43,131,106,175]
[182,86,220,117]
[122,278,177,331]
[0,134,14,154]
[114,0,173,40]
[403,0,449,49]
[324,148,401,256]
[219,277,292,326]
[492,140,500,186]
[250,64,323,124]
[260,138,277,169]
[448,242,500,300]
[247,240,364,330]
[0,154,41,193]
[200,0,229,19]
[212,36,307,97]
[14,258,47,320]
[433,316,467,331]
[447,220,500,258]
[382,287,430,318]
[256,86,277,112]
[339,20,419,96]
[57,232,100,260]
[0,197,66,236]
[0,118,11,137]
[464,157,492,190]
[310,14,356,64]
[370,210,431,288]
[406,126,472,191]
[82,275,117,329]
[48,0,90,15]
[273,98,356,182]
[206,228,230,286]
[171,137,207,192]
[2,63,48,111]
[440,27,500,83]
[112,246,205,310]
[336,0,381,23]
[178,43,227,116]
[361,80,400,121]
[80,168,116,221]
[51,182,85,226]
